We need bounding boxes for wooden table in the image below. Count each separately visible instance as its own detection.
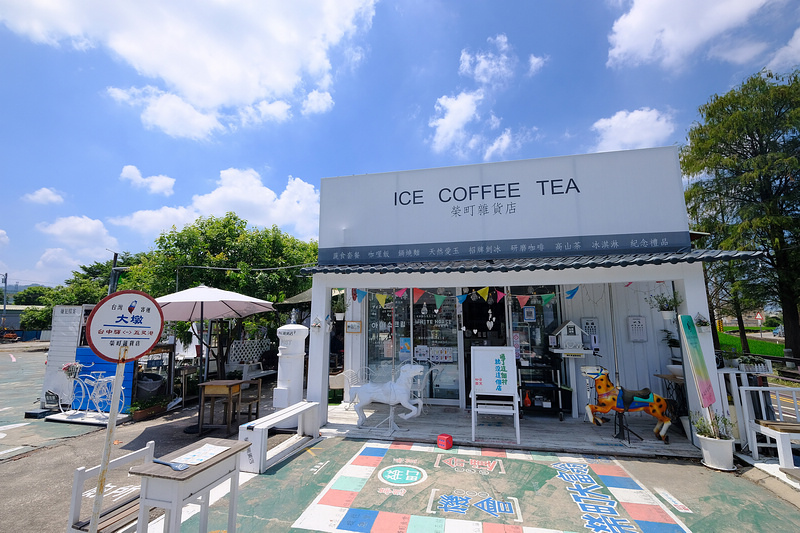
[198,379,247,436]
[129,437,251,532]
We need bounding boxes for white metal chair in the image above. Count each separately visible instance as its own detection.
[341,369,363,410]
[410,364,441,416]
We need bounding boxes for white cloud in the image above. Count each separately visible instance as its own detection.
[591,108,675,152]
[22,187,64,204]
[120,165,175,196]
[428,91,484,155]
[301,90,335,115]
[607,0,770,70]
[459,34,516,87]
[0,229,8,246]
[1,1,376,138]
[768,26,800,71]
[527,54,547,76]
[109,169,320,241]
[709,40,769,65]
[239,100,292,127]
[35,215,119,256]
[484,129,513,161]
[35,248,82,276]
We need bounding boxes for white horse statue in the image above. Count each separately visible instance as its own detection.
[354,364,424,427]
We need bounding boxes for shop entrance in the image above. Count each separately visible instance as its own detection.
[459,287,508,407]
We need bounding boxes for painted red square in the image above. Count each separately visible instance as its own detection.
[621,502,675,523]
[371,511,411,532]
[590,464,628,477]
[481,448,507,458]
[390,441,414,450]
[482,523,523,533]
[437,434,453,449]
[352,454,384,467]
[318,488,358,508]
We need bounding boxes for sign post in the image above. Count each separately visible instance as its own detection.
[84,290,163,533]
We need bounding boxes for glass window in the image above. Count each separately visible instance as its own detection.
[412,287,459,401]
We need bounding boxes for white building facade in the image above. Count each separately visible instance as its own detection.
[302,147,759,441]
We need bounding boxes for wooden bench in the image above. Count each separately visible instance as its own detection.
[68,441,154,533]
[227,362,276,383]
[740,386,800,468]
[238,400,320,474]
[751,420,800,468]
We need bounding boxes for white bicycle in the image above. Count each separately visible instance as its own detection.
[53,362,125,414]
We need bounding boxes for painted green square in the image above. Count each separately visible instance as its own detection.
[332,475,368,492]
[531,452,558,462]
[406,514,446,533]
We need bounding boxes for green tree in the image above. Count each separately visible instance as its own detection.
[123,213,318,346]
[681,69,800,357]
[13,285,55,306]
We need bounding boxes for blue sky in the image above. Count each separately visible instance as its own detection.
[1,0,799,289]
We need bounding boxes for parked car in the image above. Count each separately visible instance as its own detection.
[773,325,785,337]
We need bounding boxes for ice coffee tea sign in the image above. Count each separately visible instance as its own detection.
[319,147,691,265]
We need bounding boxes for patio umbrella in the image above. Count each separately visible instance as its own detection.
[156,285,275,321]
[156,285,275,381]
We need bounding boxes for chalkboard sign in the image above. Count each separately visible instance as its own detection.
[471,346,517,395]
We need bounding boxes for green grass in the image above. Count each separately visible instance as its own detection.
[717,332,786,357]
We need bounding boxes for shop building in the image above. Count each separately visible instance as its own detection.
[302,147,759,440]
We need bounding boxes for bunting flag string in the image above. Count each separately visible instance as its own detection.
[343,287,557,309]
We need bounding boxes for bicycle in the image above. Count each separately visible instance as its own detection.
[82,371,125,414]
[53,361,90,413]
[52,362,125,414]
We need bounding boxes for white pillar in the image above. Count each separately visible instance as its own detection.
[273,323,309,428]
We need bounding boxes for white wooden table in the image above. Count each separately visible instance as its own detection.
[129,437,251,533]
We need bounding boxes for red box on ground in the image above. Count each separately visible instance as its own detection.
[437,434,453,450]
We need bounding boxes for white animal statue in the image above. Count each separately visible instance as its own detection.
[354,364,424,427]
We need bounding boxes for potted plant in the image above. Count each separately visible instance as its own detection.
[692,410,735,470]
[739,354,771,374]
[332,293,349,320]
[645,290,684,320]
[129,395,171,421]
[661,329,681,361]
[694,313,711,333]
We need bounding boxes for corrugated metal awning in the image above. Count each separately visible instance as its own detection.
[300,249,763,275]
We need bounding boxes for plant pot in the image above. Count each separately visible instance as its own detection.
[697,325,711,333]
[334,312,345,321]
[697,434,735,471]
[661,310,676,320]
[131,404,166,421]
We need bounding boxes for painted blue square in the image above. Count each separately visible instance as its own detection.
[337,508,378,532]
[636,520,685,532]
[598,474,642,490]
[359,446,388,457]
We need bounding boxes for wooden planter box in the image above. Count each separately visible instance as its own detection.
[131,404,167,421]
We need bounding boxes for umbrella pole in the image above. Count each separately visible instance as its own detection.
[200,303,207,381]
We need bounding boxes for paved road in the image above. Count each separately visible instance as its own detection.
[2,342,800,532]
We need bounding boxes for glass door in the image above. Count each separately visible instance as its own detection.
[365,290,410,383]
[411,287,459,405]
[459,287,509,405]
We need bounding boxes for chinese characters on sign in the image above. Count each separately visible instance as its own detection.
[495,354,508,392]
[85,290,164,363]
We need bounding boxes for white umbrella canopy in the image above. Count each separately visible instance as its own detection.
[156,285,275,321]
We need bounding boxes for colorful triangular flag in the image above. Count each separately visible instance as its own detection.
[375,293,388,308]
[434,294,447,309]
[477,287,490,301]
[516,295,530,308]
[565,286,579,299]
[356,289,367,303]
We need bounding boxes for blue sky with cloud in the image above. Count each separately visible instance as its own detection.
[1,0,799,287]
